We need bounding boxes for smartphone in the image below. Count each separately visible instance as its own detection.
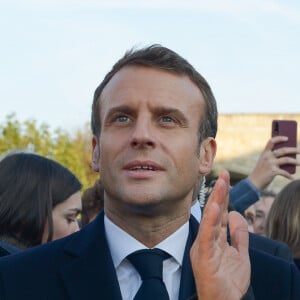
[271,120,297,174]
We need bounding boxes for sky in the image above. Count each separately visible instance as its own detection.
[1,0,300,133]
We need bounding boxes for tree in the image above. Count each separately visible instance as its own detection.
[0,114,98,190]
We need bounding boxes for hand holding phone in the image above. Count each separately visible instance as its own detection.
[271,120,298,174]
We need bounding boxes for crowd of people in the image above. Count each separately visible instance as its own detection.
[0,44,299,299]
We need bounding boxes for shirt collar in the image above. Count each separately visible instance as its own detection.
[104,214,189,268]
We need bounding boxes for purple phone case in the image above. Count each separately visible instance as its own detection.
[272,120,297,174]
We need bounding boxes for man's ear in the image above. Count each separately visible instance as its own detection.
[198,137,217,175]
[92,136,100,172]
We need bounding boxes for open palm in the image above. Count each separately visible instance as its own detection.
[190,170,250,300]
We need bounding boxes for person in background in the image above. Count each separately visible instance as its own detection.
[0,151,82,253]
[230,136,300,215]
[265,179,300,270]
[81,179,104,226]
[244,190,275,235]
[244,205,255,233]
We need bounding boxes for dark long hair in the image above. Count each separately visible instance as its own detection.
[0,151,82,248]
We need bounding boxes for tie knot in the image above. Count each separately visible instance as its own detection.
[127,248,170,281]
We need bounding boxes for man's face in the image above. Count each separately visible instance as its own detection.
[92,66,215,218]
[244,196,275,235]
[253,196,275,235]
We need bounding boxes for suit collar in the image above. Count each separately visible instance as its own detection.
[59,211,123,300]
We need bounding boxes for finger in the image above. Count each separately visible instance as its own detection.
[265,136,288,151]
[274,158,299,179]
[274,168,294,179]
[272,147,300,157]
[196,201,221,247]
[228,211,249,257]
[196,170,229,246]
[205,169,230,210]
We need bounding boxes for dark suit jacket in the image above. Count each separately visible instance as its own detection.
[0,212,299,300]
[249,232,294,262]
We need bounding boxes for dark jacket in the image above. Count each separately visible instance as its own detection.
[249,232,294,262]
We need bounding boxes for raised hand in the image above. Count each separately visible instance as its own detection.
[248,136,300,190]
[190,170,250,300]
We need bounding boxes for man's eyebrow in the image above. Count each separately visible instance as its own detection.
[105,105,135,117]
[152,106,188,122]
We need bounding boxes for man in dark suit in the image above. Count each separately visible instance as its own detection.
[0,45,299,300]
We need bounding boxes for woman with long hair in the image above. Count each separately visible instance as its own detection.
[0,151,82,253]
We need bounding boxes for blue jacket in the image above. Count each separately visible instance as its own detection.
[230,178,260,214]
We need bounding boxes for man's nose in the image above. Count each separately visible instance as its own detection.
[130,117,155,148]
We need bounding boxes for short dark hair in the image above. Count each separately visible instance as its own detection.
[0,152,82,248]
[91,44,218,144]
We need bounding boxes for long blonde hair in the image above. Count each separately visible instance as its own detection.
[265,180,300,258]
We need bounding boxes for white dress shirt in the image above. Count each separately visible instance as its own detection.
[191,201,202,222]
[104,215,189,300]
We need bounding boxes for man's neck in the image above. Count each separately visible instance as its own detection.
[105,208,190,248]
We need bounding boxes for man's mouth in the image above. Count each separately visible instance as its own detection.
[124,160,163,171]
[129,165,155,171]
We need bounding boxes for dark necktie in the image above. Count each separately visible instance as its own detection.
[127,248,170,300]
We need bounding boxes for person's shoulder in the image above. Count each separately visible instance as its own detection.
[249,233,293,262]
[249,246,293,268]
[249,248,300,300]
[0,233,71,268]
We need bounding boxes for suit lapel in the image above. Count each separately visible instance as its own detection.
[59,212,122,300]
[178,216,198,300]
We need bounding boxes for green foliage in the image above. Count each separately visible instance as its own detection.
[0,114,98,190]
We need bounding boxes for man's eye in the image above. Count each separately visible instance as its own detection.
[160,116,175,123]
[116,116,129,122]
